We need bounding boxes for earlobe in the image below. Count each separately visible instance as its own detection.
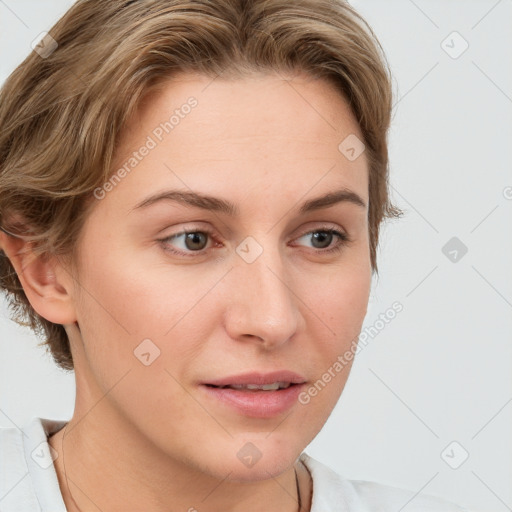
[0,230,78,325]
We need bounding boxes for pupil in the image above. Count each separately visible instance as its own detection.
[182,231,332,251]
[312,231,332,249]
[186,232,207,250]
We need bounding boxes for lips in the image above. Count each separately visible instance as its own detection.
[200,371,307,418]
[214,382,292,391]
[203,370,307,388]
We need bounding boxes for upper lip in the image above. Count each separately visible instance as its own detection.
[203,371,307,387]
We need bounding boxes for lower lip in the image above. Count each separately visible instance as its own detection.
[200,384,306,418]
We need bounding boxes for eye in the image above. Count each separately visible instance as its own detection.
[159,228,217,257]
[294,227,350,254]
[158,225,351,258]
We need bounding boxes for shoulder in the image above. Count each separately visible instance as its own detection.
[0,417,68,512]
[299,452,470,512]
[346,480,469,512]
[0,419,31,504]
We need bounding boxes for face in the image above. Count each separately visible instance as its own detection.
[64,71,371,481]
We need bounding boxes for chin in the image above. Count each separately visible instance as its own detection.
[207,432,304,482]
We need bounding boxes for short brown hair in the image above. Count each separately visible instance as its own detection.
[0,0,402,371]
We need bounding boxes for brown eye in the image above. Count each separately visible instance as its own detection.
[159,229,216,257]
[182,232,208,251]
[310,231,335,249]
[294,228,350,254]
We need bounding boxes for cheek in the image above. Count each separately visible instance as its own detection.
[78,244,208,335]
[296,262,370,411]
[307,263,371,336]
[72,257,205,424]
[72,246,222,384]
[299,272,369,411]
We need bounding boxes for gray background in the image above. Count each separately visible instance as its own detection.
[1,1,511,511]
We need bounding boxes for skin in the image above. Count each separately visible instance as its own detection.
[1,71,372,511]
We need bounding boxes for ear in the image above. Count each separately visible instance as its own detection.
[0,228,78,326]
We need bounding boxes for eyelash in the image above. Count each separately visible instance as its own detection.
[158,225,351,258]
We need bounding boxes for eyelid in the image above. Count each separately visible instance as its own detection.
[158,222,351,257]
[157,224,219,258]
[295,222,347,238]
[292,224,352,251]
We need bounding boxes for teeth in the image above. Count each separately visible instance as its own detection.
[226,382,291,391]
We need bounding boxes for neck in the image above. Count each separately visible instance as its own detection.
[49,404,312,512]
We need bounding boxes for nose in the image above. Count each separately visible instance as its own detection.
[223,245,300,350]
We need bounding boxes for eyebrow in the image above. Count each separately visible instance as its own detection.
[130,188,367,215]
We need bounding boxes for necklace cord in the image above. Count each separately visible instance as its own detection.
[60,424,302,512]
[295,465,302,511]
[61,423,84,512]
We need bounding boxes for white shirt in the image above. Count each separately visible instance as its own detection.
[0,417,470,511]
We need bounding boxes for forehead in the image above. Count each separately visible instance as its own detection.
[107,71,369,211]
[132,70,364,144]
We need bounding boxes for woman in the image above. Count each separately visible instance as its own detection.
[0,0,469,510]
